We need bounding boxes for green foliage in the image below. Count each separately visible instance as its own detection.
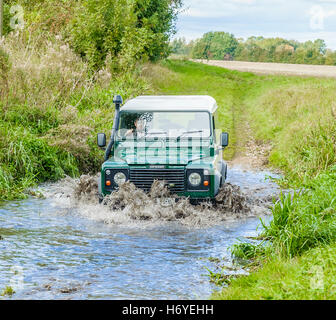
[212,244,336,300]
[263,169,336,257]
[170,37,194,57]
[191,32,238,60]
[67,0,181,70]
[3,0,181,72]
[0,123,79,201]
[0,286,15,297]
[1,104,60,134]
[174,32,336,65]
[0,1,157,201]
[134,0,182,60]
[231,241,268,260]
[1,2,12,36]
[234,37,333,65]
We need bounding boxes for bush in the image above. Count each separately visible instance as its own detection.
[264,168,336,257]
[0,26,151,200]
[67,0,182,71]
[0,123,79,201]
[191,32,238,60]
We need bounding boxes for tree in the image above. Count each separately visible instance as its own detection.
[67,0,182,70]
[191,32,238,60]
[325,49,336,66]
[134,0,182,61]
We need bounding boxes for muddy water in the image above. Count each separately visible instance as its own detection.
[0,166,279,299]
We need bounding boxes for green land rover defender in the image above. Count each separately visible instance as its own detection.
[97,95,229,202]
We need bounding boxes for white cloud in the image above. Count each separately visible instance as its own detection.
[175,0,336,49]
[181,0,258,18]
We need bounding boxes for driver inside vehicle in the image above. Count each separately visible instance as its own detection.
[125,117,146,138]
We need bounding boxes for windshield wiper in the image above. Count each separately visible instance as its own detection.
[145,131,168,136]
[176,130,204,139]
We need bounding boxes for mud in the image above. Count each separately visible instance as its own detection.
[39,171,276,228]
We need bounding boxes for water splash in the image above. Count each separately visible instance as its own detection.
[37,172,275,228]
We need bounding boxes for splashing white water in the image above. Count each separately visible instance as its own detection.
[38,173,275,228]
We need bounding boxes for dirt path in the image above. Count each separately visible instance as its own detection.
[194,59,336,78]
[227,114,273,172]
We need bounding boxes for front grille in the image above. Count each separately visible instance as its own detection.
[129,168,186,193]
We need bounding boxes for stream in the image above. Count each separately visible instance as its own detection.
[0,166,279,300]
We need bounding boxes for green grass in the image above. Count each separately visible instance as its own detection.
[263,168,336,257]
[244,78,336,184]
[0,286,15,297]
[212,244,336,300]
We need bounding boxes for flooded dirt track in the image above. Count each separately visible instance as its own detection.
[0,166,279,299]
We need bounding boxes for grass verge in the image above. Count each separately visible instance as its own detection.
[212,243,336,300]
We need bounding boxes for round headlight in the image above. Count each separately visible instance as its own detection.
[114,172,127,185]
[188,172,201,186]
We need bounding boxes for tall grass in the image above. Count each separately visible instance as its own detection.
[261,167,336,257]
[245,79,336,183]
[0,30,148,201]
[225,74,336,262]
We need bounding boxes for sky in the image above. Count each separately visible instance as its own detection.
[174,0,336,49]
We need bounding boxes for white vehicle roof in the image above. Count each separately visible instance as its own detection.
[121,95,218,113]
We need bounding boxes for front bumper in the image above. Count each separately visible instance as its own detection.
[101,166,217,199]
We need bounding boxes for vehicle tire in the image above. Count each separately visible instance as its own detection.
[220,162,227,187]
[98,177,103,204]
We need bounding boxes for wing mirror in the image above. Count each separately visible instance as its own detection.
[221,132,229,148]
[97,133,106,148]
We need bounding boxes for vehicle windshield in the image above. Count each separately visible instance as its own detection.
[118,111,211,138]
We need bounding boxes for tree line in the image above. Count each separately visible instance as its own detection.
[170,32,336,66]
